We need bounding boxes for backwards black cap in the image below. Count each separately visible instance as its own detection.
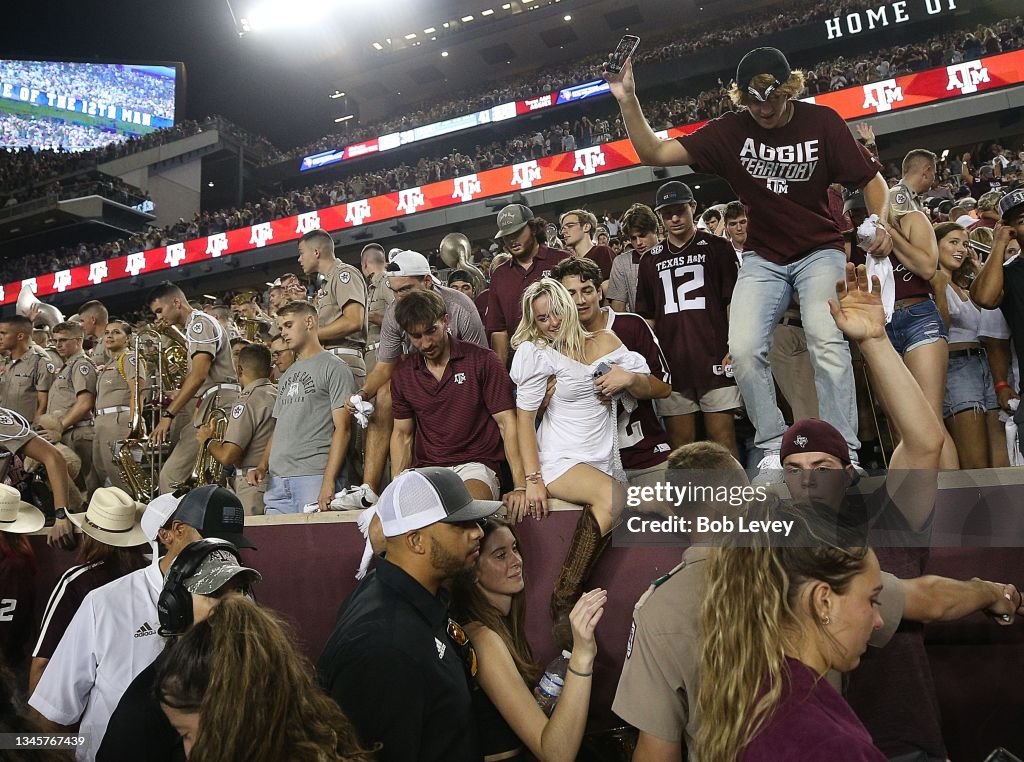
[736,47,792,102]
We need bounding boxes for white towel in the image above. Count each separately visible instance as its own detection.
[857,215,896,323]
[355,506,379,580]
[349,395,374,429]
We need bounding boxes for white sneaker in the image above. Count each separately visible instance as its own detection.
[849,454,868,482]
[751,450,784,485]
[330,484,380,511]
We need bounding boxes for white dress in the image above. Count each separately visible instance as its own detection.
[510,340,650,485]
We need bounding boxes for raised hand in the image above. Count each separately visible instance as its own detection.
[602,56,636,103]
[828,263,886,342]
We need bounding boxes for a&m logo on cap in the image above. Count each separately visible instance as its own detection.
[795,435,809,448]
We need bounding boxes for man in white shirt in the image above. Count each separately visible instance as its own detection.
[29,488,254,760]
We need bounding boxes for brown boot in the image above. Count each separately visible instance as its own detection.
[550,509,612,650]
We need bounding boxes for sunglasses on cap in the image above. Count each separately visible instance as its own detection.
[447,618,478,679]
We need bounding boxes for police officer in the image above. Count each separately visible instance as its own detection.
[41,322,98,495]
[361,242,394,376]
[0,315,55,423]
[92,321,148,496]
[197,344,277,515]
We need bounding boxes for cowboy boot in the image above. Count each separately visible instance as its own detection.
[550,508,613,650]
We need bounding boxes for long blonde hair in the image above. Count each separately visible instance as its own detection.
[511,278,591,363]
[696,502,870,762]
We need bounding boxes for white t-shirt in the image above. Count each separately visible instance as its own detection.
[29,561,165,761]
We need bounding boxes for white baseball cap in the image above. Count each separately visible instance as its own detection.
[376,468,501,538]
[141,492,186,542]
[385,250,432,277]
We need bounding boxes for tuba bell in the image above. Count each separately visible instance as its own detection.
[111,343,155,502]
[439,233,487,294]
[17,287,65,329]
[177,406,229,490]
[138,324,189,390]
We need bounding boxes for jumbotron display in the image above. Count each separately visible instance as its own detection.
[2,48,1021,305]
[0,58,179,152]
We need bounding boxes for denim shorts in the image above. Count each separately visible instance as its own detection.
[943,351,998,418]
[885,299,947,355]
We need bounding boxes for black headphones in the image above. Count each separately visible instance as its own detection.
[157,538,241,637]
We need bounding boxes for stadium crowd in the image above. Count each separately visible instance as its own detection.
[2,34,1024,762]
[1,15,1022,286]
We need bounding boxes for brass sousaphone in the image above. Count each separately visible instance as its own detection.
[439,233,486,294]
[16,287,65,329]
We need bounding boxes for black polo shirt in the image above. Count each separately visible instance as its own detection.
[317,558,481,762]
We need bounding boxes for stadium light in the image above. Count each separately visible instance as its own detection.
[241,0,342,32]
[441,51,449,57]
[329,91,345,98]
[461,14,474,21]
[564,14,571,20]
[404,33,417,39]
[373,42,384,50]
[334,114,354,123]
[482,8,494,15]
[502,3,511,7]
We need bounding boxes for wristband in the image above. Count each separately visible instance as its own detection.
[54,507,68,520]
[567,665,593,678]
[162,410,176,419]
[995,380,1011,393]
[512,486,526,492]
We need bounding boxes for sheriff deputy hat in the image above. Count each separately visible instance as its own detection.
[376,467,501,538]
[68,487,148,547]
[735,47,792,102]
[0,483,44,534]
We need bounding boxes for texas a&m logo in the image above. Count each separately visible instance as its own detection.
[295,211,322,235]
[511,161,542,190]
[53,270,72,293]
[165,243,186,268]
[206,233,229,259]
[946,61,989,95]
[126,251,147,277]
[452,175,482,203]
[88,261,109,285]
[454,372,467,385]
[345,199,372,226]
[573,146,606,177]
[862,80,903,113]
[249,223,274,248]
[397,187,425,215]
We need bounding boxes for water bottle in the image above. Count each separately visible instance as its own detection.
[533,650,571,716]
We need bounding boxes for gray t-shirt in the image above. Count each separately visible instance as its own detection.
[271,351,355,476]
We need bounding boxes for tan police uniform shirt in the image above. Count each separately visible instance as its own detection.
[613,546,907,753]
[0,407,37,455]
[222,378,278,469]
[47,351,97,421]
[0,345,56,422]
[889,181,926,217]
[316,259,367,352]
[366,270,394,348]
[96,351,149,410]
[185,310,238,425]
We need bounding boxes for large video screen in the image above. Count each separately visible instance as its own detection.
[0,59,180,152]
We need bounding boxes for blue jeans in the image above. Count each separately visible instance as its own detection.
[264,473,344,515]
[728,248,858,454]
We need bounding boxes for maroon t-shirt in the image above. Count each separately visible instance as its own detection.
[743,658,885,761]
[582,245,615,282]
[485,244,568,334]
[391,337,515,475]
[634,231,738,391]
[474,289,489,324]
[604,309,671,470]
[677,102,882,264]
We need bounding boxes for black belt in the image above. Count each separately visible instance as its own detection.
[949,347,986,359]
[778,316,802,328]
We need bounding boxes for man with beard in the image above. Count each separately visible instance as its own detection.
[487,204,567,367]
[318,467,500,762]
[389,289,526,512]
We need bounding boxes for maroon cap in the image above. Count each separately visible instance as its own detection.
[781,419,850,464]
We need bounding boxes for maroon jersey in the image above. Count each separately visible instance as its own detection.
[635,231,738,391]
[604,309,672,470]
[474,289,489,324]
[0,544,35,667]
[485,244,568,334]
[677,101,882,264]
[391,337,515,476]
[850,250,933,300]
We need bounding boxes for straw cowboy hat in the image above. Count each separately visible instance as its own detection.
[68,487,148,547]
[0,483,45,534]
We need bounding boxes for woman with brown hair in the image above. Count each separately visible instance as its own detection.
[451,517,605,762]
[156,595,374,762]
[697,511,885,762]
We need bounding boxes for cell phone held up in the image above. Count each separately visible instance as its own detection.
[606,35,640,74]
[593,362,612,379]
